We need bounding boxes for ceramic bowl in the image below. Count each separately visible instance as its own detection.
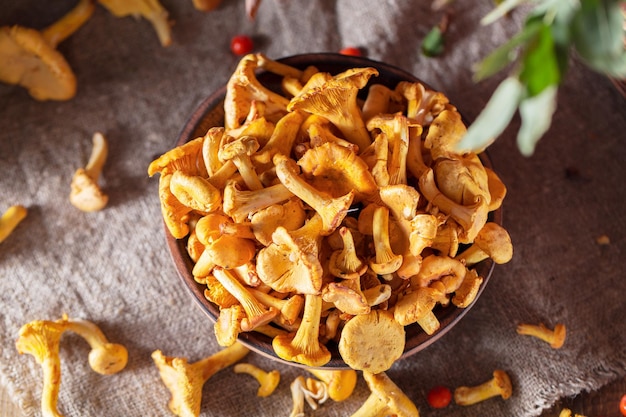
[165,53,501,369]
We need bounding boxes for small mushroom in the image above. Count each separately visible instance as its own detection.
[338,310,405,373]
[361,83,403,123]
[419,168,489,244]
[224,54,291,130]
[212,267,279,331]
[274,153,354,235]
[455,222,513,266]
[98,0,172,47]
[516,322,566,349]
[297,142,379,203]
[451,267,484,308]
[306,368,357,402]
[272,293,331,367]
[0,204,27,244]
[289,375,329,417]
[454,369,513,405]
[70,132,109,212]
[233,363,280,397]
[222,180,294,223]
[250,199,306,246]
[424,109,467,160]
[152,342,249,417]
[366,112,410,185]
[414,254,467,293]
[169,170,221,213]
[328,226,368,280]
[368,206,403,277]
[322,279,370,316]
[16,315,128,417]
[256,214,325,295]
[393,286,441,335]
[288,67,379,152]
[350,371,420,417]
[218,136,264,191]
[0,0,94,100]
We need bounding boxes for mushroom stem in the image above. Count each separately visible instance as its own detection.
[350,391,390,417]
[516,322,566,349]
[272,293,331,367]
[329,227,367,279]
[223,180,294,223]
[212,267,279,331]
[0,204,27,243]
[151,342,249,417]
[454,369,512,405]
[63,318,128,375]
[369,205,403,276]
[15,320,66,417]
[419,168,488,243]
[196,341,251,382]
[351,371,420,417]
[233,363,280,397]
[41,0,95,48]
[274,153,354,235]
[84,132,108,181]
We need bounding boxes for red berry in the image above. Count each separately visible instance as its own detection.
[427,385,452,409]
[620,393,626,416]
[230,35,253,55]
[339,47,362,57]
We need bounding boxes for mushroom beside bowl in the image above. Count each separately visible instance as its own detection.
[164,53,503,369]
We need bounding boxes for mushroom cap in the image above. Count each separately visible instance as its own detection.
[0,25,76,101]
[256,221,324,295]
[338,309,405,373]
[88,342,129,375]
[307,368,357,402]
[424,109,467,159]
[474,222,513,264]
[297,142,379,202]
[492,369,513,399]
[69,168,109,212]
[98,0,172,47]
[434,153,490,207]
[363,371,420,417]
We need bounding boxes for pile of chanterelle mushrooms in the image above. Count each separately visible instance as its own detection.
[148,53,513,373]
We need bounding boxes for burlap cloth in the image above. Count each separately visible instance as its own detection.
[1,1,625,416]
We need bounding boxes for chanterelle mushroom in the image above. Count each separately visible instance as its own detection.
[0,0,94,100]
[70,132,109,212]
[288,67,379,152]
[0,205,27,244]
[272,293,331,367]
[338,310,405,373]
[98,0,172,47]
[454,369,513,406]
[16,315,128,417]
[351,371,420,417]
[152,342,249,417]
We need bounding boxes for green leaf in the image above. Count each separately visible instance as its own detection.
[422,26,445,57]
[473,18,543,81]
[517,85,558,156]
[519,23,562,96]
[571,0,626,77]
[455,77,525,153]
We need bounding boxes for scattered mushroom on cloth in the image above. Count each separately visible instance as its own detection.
[15,314,128,417]
[148,53,513,373]
[0,0,94,100]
